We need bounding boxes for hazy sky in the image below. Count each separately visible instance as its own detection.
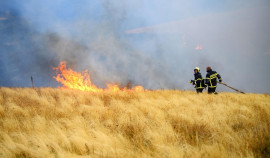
[1,0,270,93]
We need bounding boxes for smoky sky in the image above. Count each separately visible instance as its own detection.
[0,0,270,93]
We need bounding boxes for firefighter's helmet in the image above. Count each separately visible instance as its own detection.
[194,67,200,72]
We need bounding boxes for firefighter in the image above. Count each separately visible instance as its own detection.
[205,66,222,94]
[190,67,205,93]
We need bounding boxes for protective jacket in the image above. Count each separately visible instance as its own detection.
[191,72,205,89]
[205,69,222,88]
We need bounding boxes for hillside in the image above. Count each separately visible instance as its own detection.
[0,88,269,158]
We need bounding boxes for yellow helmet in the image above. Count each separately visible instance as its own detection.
[194,67,200,72]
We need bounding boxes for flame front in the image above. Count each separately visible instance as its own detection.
[53,62,144,92]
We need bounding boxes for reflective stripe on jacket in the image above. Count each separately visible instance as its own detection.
[194,72,205,89]
[205,70,222,88]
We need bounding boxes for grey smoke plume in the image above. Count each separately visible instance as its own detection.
[125,7,270,93]
[1,0,270,93]
[0,10,58,87]
[0,0,181,89]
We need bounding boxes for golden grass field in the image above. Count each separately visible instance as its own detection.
[0,88,269,158]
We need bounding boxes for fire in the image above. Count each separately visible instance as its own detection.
[195,44,203,50]
[132,86,144,91]
[53,62,102,92]
[53,62,145,92]
[106,84,120,92]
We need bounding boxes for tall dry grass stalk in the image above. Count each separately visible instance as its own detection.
[0,88,269,158]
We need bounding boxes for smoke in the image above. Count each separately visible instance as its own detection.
[125,6,270,93]
[0,0,270,93]
[0,9,58,87]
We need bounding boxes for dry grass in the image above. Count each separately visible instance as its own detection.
[0,87,269,158]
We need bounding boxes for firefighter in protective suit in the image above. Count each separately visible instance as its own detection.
[190,67,205,93]
[205,66,222,94]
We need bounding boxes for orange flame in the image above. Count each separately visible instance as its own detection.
[106,84,120,92]
[132,86,144,91]
[53,62,145,92]
[195,44,203,50]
